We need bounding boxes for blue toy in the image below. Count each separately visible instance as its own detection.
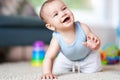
[31,41,45,67]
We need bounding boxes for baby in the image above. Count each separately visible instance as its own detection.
[39,0,102,79]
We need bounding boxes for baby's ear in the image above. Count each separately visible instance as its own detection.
[46,24,55,31]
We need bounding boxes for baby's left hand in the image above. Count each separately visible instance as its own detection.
[82,34,100,50]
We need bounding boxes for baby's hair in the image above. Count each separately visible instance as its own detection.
[39,0,55,21]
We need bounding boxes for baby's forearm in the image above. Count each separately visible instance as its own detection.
[42,58,53,74]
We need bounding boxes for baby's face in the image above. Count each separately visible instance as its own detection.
[43,0,74,31]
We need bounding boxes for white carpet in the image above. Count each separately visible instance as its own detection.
[0,62,120,80]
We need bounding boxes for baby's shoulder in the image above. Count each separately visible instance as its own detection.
[75,21,89,29]
[76,21,90,35]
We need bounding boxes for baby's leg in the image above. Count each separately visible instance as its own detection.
[80,51,102,73]
[52,52,73,75]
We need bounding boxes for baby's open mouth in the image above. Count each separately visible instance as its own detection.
[63,17,70,23]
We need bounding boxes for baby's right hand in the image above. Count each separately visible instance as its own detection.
[40,73,57,80]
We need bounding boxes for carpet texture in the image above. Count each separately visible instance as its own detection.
[0,62,120,80]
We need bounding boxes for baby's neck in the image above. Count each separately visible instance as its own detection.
[59,26,76,45]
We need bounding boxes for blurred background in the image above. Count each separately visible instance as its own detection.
[0,0,120,63]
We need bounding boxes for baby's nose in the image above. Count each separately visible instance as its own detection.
[60,11,66,17]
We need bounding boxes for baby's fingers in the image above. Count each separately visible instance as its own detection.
[40,75,45,80]
[82,41,96,50]
[92,37,99,44]
[50,74,57,79]
[40,75,49,80]
[82,42,87,46]
[82,41,91,48]
[40,74,57,80]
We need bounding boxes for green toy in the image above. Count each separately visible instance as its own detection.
[99,44,119,65]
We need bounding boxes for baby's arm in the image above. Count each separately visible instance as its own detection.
[80,22,101,50]
[40,37,60,80]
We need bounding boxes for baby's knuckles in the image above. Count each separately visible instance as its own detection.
[40,73,57,80]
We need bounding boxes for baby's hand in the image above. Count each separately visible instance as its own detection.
[82,34,100,50]
[40,73,57,80]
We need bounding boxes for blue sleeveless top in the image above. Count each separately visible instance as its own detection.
[53,21,91,61]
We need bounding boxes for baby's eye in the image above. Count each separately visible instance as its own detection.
[53,13,58,17]
[62,7,67,10]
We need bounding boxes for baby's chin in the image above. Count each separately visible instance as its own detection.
[64,20,74,27]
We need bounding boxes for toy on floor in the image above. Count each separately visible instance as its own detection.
[31,41,45,67]
[99,44,119,65]
[118,49,120,63]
